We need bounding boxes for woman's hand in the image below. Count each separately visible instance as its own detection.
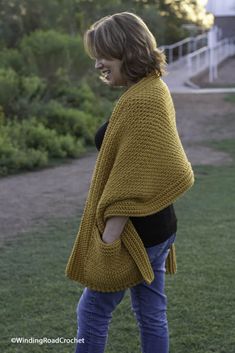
[102,216,129,244]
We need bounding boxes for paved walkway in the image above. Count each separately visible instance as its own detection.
[163,58,193,92]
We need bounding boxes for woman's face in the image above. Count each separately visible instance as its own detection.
[95,57,129,87]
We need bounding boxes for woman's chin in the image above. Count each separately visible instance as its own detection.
[102,76,126,88]
[107,78,117,87]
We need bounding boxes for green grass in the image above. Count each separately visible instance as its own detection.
[1,145,235,353]
[224,93,235,103]
[209,139,235,158]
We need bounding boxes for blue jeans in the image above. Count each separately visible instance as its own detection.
[75,233,176,353]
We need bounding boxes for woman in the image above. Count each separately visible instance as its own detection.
[66,12,194,353]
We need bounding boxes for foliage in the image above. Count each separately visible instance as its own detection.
[0,0,212,48]
[0,67,47,119]
[0,48,24,72]
[0,28,115,177]
[37,100,99,145]
[164,0,213,29]
[0,68,19,114]
[0,0,70,47]
[20,30,89,81]
[0,0,213,176]
[0,130,49,176]
[0,118,85,176]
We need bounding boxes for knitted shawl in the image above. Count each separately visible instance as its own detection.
[65,70,194,292]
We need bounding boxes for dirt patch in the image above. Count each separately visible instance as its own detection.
[173,93,235,143]
[0,152,97,245]
[172,93,235,166]
[0,93,235,245]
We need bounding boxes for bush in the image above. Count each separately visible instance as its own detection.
[0,117,86,176]
[39,100,99,144]
[0,48,24,73]
[0,131,48,176]
[0,105,5,125]
[20,30,90,81]
[58,134,85,158]
[0,68,19,115]
[48,77,114,127]
[21,76,47,101]
[5,117,85,158]
[52,76,96,108]
[22,119,66,158]
[13,76,47,120]
[0,67,47,119]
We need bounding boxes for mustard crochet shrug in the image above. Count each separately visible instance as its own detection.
[65,70,194,292]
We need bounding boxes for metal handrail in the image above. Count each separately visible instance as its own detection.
[187,45,208,60]
[187,37,235,60]
[160,33,207,50]
[186,36,235,80]
[160,33,208,64]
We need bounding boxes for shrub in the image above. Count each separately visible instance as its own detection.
[20,30,89,81]
[22,119,67,158]
[58,134,85,158]
[12,75,47,120]
[21,76,46,101]
[0,68,47,119]
[0,105,5,125]
[0,68,19,115]
[39,100,98,144]
[0,130,49,176]
[0,48,24,73]
[0,132,18,176]
[5,117,85,157]
[1,117,86,175]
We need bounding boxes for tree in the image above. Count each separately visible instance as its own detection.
[0,0,213,48]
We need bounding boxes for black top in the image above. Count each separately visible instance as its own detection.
[94,120,177,247]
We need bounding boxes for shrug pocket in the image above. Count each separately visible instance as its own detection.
[95,227,122,255]
[83,225,144,292]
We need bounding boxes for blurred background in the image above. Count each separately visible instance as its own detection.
[0,2,235,353]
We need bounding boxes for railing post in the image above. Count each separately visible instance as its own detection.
[169,47,173,64]
[229,38,233,56]
[179,44,183,59]
[187,54,192,76]
[196,51,200,74]
[207,47,209,68]
[215,46,218,79]
[187,40,191,55]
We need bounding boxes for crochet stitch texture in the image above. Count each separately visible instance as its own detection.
[65,70,194,292]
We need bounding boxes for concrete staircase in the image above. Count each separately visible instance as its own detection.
[161,32,235,93]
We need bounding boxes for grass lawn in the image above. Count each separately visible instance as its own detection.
[0,142,235,353]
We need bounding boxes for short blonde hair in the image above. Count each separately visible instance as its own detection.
[84,12,166,84]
